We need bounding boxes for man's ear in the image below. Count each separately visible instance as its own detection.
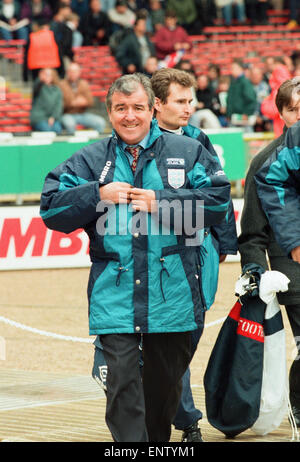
[154,96,162,113]
[106,107,112,123]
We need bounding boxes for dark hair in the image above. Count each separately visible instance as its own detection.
[275,78,300,114]
[232,58,244,69]
[208,63,221,77]
[165,9,177,19]
[106,73,155,111]
[151,68,196,103]
[134,12,147,25]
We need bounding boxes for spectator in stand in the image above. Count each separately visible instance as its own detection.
[30,67,63,133]
[107,0,136,33]
[115,16,156,74]
[194,0,216,28]
[189,73,221,128]
[248,65,271,132]
[143,55,159,77]
[20,0,53,32]
[207,63,221,93]
[174,58,196,75]
[166,0,202,34]
[291,42,300,69]
[148,0,165,33]
[263,56,274,83]
[195,73,216,109]
[126,0,150,13]
[211,74,230,127]
[79,0,111,45]
[214,0,246,26]
[226,58,257,131]
[246,0,269,25]
[153,10,191,61]
[261,56,292,136]
[0,0,29,41]
[59,61,106,135]
[286,0,300,30]
[284,55,295,75]
[24,20,60,81]
[71,0,89,18]
[50,2,74,77]
[66,12,83,47]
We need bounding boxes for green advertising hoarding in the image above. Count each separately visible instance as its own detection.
[0,138,97,196]
[206,128,246,181]
[0,129,246,196]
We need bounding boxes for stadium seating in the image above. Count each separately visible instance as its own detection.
[0,90,31,133]
[73,45,122,102]
[0,9,298,134]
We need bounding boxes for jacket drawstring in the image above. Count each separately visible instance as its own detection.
[115,265,128,287]
[197,245,208,267]
[159,257,170,302]
[196,245,208,312]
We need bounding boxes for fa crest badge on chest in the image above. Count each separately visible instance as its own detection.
[167,168,185,189]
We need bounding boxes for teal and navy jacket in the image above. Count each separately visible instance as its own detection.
[183,124,238,309]
[40,120,231,335]
[254,121,300,257]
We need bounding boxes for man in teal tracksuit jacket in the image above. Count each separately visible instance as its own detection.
[255,120,300,261]
[254,120,300,425]
[40,73,231,442]
[151,67,237,441]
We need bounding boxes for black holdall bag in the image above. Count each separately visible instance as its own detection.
[204,267,266,438]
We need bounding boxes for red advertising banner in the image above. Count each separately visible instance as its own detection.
[0,206,90,270]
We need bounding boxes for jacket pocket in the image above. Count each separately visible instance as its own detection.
[160,244,205,309]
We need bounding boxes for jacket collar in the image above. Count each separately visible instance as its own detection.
[182,123,202,139]
[112,119,162,150]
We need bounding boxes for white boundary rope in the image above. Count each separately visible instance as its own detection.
[0,315,226,343]
[0,315,93,343]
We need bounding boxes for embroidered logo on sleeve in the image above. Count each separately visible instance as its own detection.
[99,161,112,183]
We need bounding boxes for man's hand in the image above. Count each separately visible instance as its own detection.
[130,188,156,212]
[174,42,189,50]
[291,246,300,263]
[99,184,157,211]
[100,182,133,204]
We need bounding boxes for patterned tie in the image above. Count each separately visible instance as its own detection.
[126,146,140,173]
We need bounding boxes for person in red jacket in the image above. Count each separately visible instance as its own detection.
[261,57,292,137]
[153,10,191,61]
[24,21,60,81]
[27,24,60,71]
